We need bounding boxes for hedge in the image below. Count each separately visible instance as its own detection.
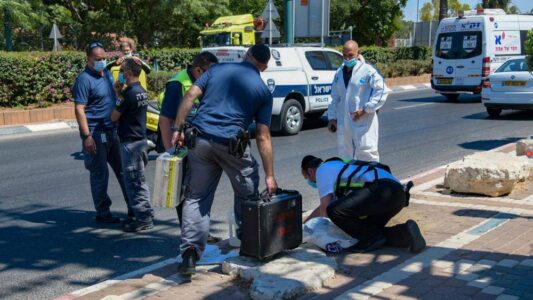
[0,48,198,107]
[0,46,431,107]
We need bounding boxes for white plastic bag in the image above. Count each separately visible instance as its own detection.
[303,217,358,253]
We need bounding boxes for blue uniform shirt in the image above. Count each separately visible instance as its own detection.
[73,67,117,129]
[160,68,195,120]
[192,62,273,139]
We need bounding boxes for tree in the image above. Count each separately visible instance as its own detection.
[526,29,533,71]
[420,0,470,21]
[439,0,447,21]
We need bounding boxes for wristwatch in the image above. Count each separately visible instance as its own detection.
[81,132,92,140]
[172,125,184,133]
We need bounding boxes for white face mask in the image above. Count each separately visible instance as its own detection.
[93,60,107,72]
[124,53,133,58]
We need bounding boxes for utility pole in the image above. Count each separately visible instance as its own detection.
[4,7,13,51]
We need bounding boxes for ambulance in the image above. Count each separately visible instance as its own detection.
[431,8,533,101]
[204,46,343,135]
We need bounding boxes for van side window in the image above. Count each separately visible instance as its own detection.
[436,31,482,59]
[305,51,329,70]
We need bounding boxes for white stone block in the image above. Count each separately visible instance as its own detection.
[444,152,529,197]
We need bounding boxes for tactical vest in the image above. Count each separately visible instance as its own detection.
[158,69,200,108]
[324,157,392,198]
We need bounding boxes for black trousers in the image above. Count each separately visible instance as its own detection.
[327,179,412,248]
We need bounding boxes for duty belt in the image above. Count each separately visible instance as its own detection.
[197,132,230,146]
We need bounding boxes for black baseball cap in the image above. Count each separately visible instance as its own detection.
[249,44,271,65]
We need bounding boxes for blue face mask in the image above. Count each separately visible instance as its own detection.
[93,59,107,72]
[344,58,357,68]
[118,72,127,84]
[307,179,317,189]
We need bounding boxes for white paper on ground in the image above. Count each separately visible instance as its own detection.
[303,217,358,250]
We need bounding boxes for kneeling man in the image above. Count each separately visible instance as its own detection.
[301,155,426,253]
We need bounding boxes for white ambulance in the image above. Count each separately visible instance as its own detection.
[431,8,533,101]
[203,46,343,135]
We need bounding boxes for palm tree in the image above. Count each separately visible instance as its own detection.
[439,0,448,21]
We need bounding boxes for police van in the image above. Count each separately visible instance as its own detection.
[431,8,533,101]
[203,46,343,135]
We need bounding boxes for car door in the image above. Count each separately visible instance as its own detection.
[301,49,341,111]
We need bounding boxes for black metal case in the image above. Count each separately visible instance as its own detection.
[240,189,302,260]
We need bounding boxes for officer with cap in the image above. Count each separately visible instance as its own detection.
[171,44,278,275]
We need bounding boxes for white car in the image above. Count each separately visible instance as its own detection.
[203,46,343,135]
[481,56,533,117]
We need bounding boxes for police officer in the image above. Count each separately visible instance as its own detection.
[73,42,131,223]
[171,44,278,275]
[159,52,219,149]
[301,155,426,254]
[111,57,154,232]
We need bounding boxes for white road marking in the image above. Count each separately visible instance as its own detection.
[394,102,435,110]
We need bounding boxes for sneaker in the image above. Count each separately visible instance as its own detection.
[347,236,387,253]
[178,247,198,275]
[406,220,426,254]
[95,215,121,224]
[122,216,135,226]
[123,219,154,232]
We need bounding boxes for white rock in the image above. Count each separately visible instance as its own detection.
[222,248,337,300]
[444,152,529,197]
[516,139,533,156]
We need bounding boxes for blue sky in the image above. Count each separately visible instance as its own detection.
[403,0,533,21]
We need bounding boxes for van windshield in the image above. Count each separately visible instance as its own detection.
[436,31,482,59]
[201,33,231,47]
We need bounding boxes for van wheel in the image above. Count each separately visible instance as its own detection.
[486,108,502,118]
[444,94,459,102]
[280,99,303,135]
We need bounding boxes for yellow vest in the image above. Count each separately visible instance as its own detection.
[158,69,200,107]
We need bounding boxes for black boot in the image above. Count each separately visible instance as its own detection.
[406,220,426,253]
[178,247,198,275]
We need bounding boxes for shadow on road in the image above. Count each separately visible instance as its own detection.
[398,94,481,104]
[0,204,224,299]
[458,137,525,151]
[463,110,533,121]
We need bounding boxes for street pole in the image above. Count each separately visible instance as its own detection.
[269,0,272,45]
[321,0,325,46]
[284,0,294,45]
[413,0,419,47]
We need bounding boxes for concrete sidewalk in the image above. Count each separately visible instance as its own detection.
[56,143,533,300]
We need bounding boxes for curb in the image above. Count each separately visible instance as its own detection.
[0,84,433,138]
[388,83,431,93]
[0,121,78,137]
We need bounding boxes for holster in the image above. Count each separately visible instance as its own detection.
[229,129,250,158]
[183,124,198,149]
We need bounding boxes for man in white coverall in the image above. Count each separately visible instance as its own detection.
[327,40,388,162]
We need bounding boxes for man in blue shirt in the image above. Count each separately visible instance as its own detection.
[73,42,131,224]
[171,44,278,275]
[301,155,426,254]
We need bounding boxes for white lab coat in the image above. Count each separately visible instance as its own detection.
[327,60,388,162]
